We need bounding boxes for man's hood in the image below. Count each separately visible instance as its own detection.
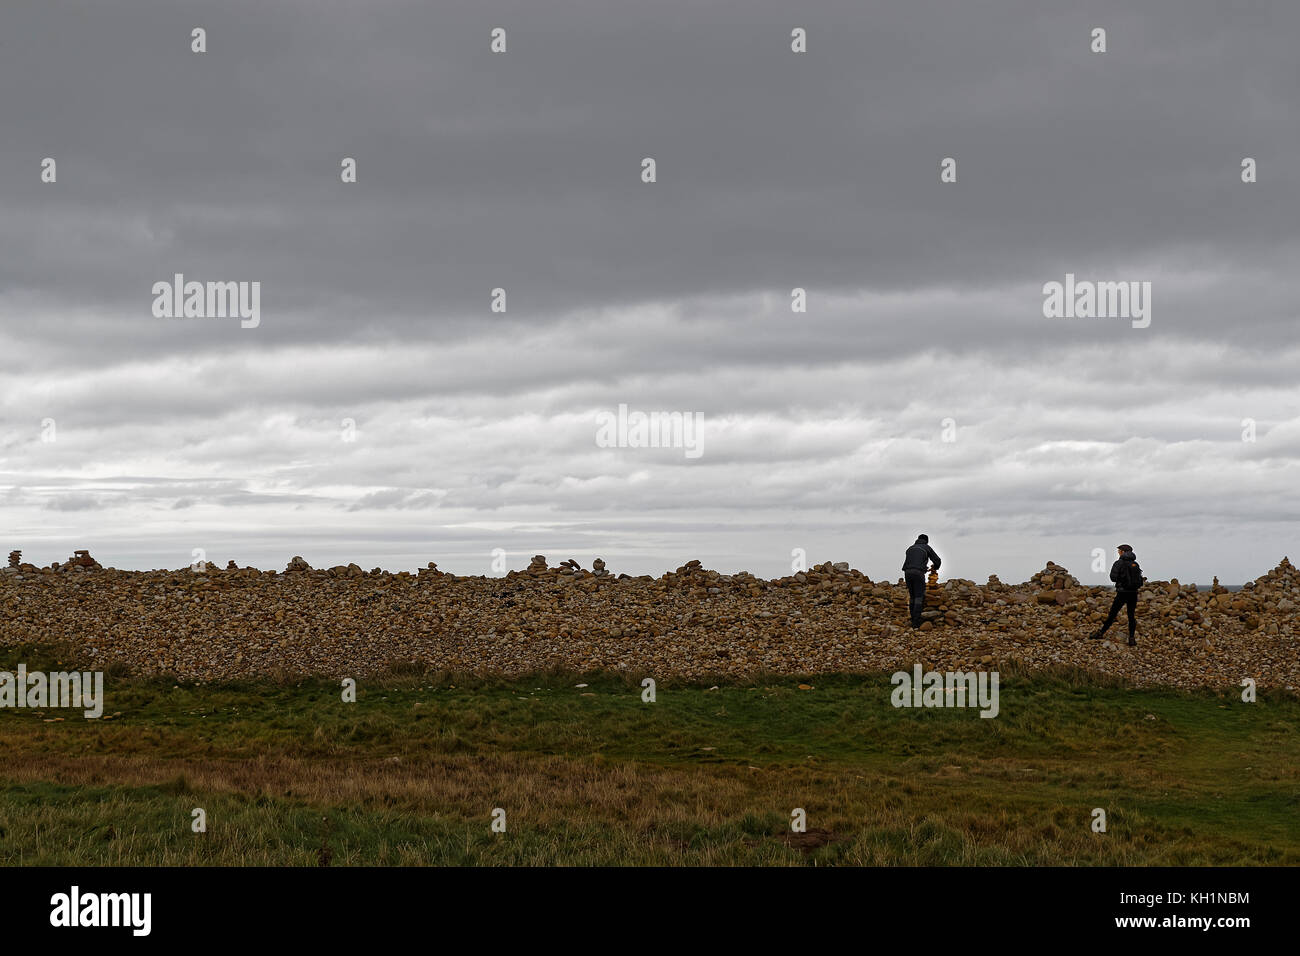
[1120,551,1137,562]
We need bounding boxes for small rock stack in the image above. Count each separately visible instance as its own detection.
[285,556,312,574]
[526,555,549,574]
[1031,561,1080,588]
[664,560,709,591]
[321,563,364,578]
[1239,555,1299,632]
[7,550,20,569]
[60,549,102,571]
[1031,561,1080,605]
[592,558,609,578]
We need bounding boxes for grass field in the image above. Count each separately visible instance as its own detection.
[1,643,1297,865]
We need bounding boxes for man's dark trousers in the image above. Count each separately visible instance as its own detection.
[1098,590,1138,641]
[905,570,926,627]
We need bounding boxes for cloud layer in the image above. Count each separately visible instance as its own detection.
[2,0,1297,583]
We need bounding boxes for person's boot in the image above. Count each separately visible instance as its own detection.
[1088,628,1106,640]
[1127,634,1137,647]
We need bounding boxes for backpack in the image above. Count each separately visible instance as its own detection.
[1121,561,1144,591]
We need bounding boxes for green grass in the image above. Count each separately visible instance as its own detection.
[1,643,1296,865]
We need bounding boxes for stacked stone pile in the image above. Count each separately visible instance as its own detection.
[0,550,1295,690]
[56,549,103,572]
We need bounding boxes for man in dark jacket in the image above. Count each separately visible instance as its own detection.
[1089,544,1144,646]
[902,534,942,628]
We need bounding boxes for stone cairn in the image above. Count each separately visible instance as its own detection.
[57,549,102,571]
[8,550,20,568]
[1030,561,1080,604]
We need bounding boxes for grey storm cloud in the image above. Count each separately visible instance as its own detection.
[3,0,1297,339]
[0,0,1297,583]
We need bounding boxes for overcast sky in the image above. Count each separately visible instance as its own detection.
[1,0,1297,584]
